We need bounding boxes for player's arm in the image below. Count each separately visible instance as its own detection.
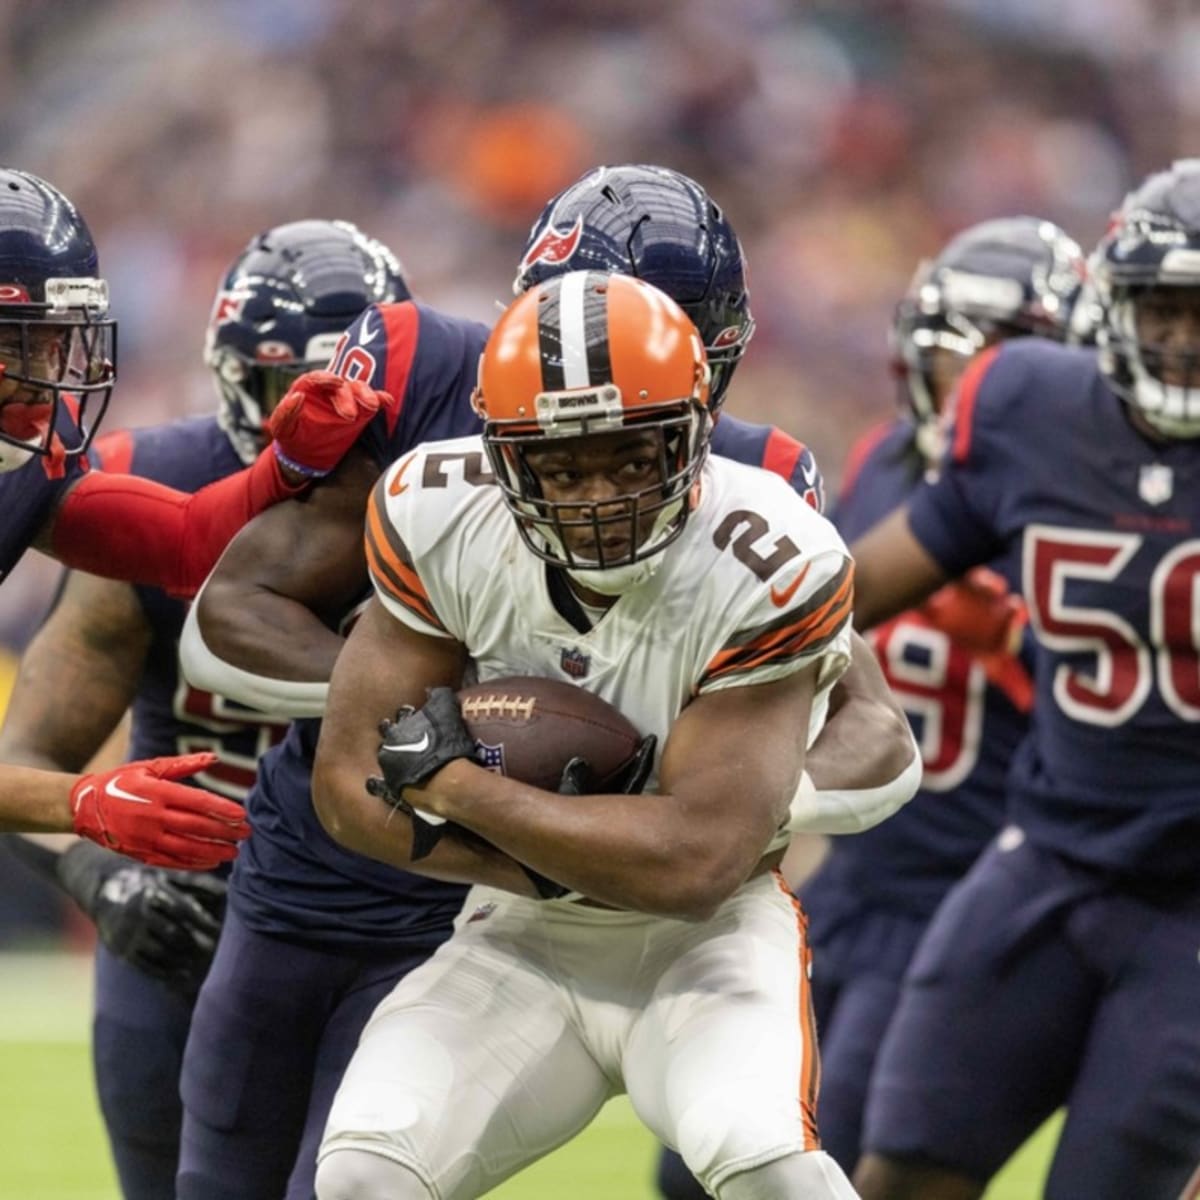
[36,372,386,597]
[848,506,949,632]
[0,572,226,989]
[180,446,380,716]
[800,628,919,816]
[311,597,546,896]
[387,663,820,921]
[0,571,149,774]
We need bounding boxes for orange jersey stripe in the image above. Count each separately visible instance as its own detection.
[364,479,446,631]
[774,871,822,1151]
[701,560,854,685]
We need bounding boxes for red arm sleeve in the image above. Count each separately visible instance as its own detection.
[51,447,306,597]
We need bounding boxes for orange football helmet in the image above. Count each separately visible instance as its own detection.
[473,270,712,576]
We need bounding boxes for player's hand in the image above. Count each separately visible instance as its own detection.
[370,688,477,800]
[56,842,226,995]
[919,567,1027,657]
[367,688,478,860]
[71,754,251,870]
[557,735,657,796]
[267,369,394,481]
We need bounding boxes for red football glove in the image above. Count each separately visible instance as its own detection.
[70,753,252,870]
[267,370,394,478]
[919,567,1028,657]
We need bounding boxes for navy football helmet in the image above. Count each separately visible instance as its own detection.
[1093,158,1200,439]
[514,165,753,412]
[205,219,410,463]
[894,216,1084,461]
[0,168,115,474]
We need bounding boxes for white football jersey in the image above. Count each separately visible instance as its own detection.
[366,434,853,795]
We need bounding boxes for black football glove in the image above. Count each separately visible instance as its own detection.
[367,687,478,861]
[56,840,226,996]
[523,735,659,901]
[557,734,657,796]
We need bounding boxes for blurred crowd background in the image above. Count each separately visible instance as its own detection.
[0,0,1195,687]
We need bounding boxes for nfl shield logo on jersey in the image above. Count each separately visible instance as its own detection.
[1138,463,1173,506]
[475,741,506,775]
[560,647,590,679]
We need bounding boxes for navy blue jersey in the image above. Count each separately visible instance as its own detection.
[0,404,90,581]
[908,340,1200,879]
[815,420,1030,915]
[234,299,829,947]
[95,418,291,801]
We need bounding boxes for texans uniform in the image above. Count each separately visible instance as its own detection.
[798,419,1031,1170]
[77,418,288,1200]
[178,299,825,1200]
[318,436,854,1200]
[861,341,1200,1198]
[0,404,90,581]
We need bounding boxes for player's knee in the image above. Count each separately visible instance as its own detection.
[315,1147,432,1200]
[715,1150,859,1200]
[673,1092,808,1188]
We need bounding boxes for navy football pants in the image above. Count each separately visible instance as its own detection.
[863,834,1200,1199]
[177,906,443,1200]
[93,945,197,1200]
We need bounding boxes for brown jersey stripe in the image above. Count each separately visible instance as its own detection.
[697,612,851,687]
[719,558,854,651]
[364,488,445,630]
[701,564,854,681]
[365,534,443,630]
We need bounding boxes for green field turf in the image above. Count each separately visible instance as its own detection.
[0,953,1057,1198]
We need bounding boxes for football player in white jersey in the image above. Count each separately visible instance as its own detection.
[310,272,898,1200]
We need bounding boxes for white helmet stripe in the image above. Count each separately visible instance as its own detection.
[558,270,591,388]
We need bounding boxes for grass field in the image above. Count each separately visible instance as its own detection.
[0,953,1058,1199]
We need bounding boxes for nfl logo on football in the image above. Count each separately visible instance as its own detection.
[1138,463,1173,506]
[475,741,506,775]
[560,647,590,679]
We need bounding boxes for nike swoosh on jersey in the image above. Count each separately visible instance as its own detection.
[358,312,378,346]
[386,732,431,754]
[388,453,416,497]
[770,563,811,608]
[104,777,152,804]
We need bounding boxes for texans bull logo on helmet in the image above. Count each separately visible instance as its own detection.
[518,216,583,273]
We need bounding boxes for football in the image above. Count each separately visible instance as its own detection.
[458,676,642,791]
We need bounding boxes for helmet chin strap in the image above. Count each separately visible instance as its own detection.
[567,556,662,596]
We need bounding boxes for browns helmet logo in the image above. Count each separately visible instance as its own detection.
[519,216,584,272]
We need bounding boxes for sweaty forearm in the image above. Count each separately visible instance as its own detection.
[0,765,74,834]
[414,761,763,919]
[182,584,339,718]
[312,762,539,895]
